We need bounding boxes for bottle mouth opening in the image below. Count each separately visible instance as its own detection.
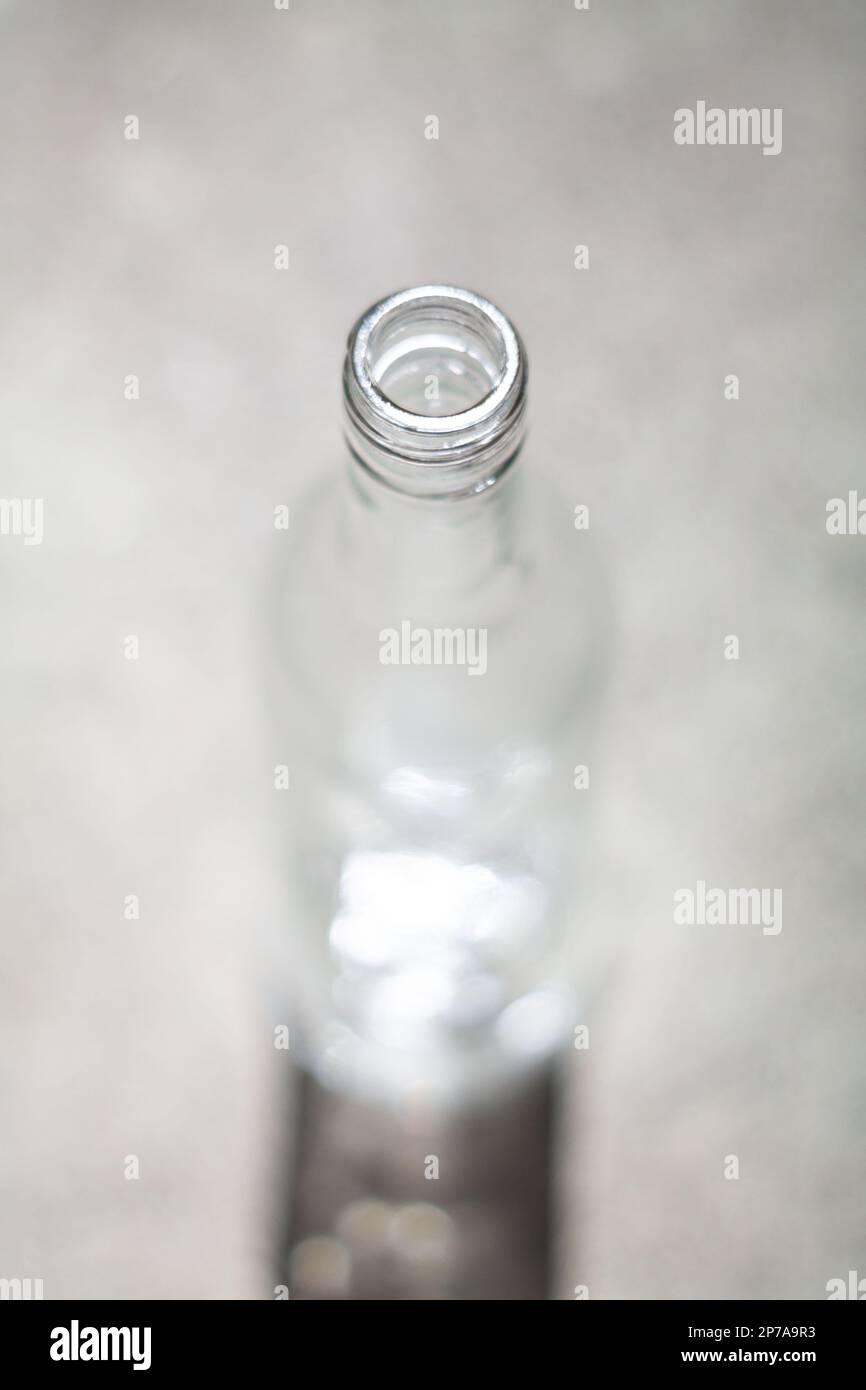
[344,286,527,498]
[366,295,508,416]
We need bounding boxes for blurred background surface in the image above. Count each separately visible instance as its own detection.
[1,0,864,1298]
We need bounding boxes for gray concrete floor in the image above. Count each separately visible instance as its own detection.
[1,0,864,1298]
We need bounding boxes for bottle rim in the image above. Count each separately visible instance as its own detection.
[343,285,527,498]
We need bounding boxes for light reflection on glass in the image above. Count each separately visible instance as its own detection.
[327,849,548,1046]
[381,764,470,810]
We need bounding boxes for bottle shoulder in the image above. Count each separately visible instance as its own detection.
[273,469,610,735]
[281,471,607,604]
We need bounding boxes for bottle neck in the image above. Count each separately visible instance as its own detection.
[339,451,525,604]
[338,285,528,605]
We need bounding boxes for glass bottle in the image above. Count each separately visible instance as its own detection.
[274,286,607,1105]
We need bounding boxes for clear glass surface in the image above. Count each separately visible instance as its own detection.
[273,288,608,1103]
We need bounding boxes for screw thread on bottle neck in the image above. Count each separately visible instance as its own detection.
[343,285,528,501]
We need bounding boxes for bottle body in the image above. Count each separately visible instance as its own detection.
[274,287,607,1103]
